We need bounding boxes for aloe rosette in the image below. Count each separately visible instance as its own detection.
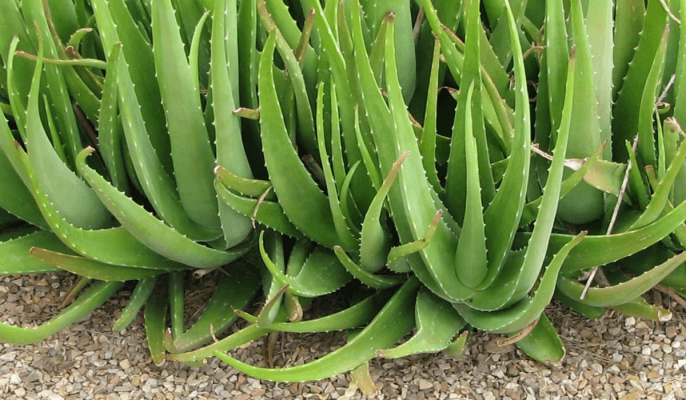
[1,0,686,384]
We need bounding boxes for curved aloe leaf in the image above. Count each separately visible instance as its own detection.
[556,251,686,307]
[0,281,122,345]
[333,246,405,289]
[258,32,341,248]
[512,313,564,363]
[214,179,304,239]
[76,148,249,269]
[377,288,466,359]
[112,276,158,331]
[214,277,419,382]
[29,248,165,281]
[211,0,254,247]
[0,230,69,275]
[456,232,585,334]
[25,32,111,230]
[259,232,351,297]
[152,0,218,231]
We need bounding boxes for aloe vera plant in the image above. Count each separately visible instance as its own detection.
[2,0,686,385]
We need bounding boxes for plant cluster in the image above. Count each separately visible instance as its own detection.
[2,0,686,384]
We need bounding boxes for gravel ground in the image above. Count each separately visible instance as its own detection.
[1,272,686,400]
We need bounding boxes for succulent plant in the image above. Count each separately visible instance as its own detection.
[1,0,686,384]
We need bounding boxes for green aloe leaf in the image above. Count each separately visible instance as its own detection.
[169,267,260,352]
[236,290,394,333]
[259,232,352,297]
[556,251,686,307]
[0,230,70,275]
[214,179,304,239]
[145,283,168,366]
[359,152,408,273]
[258,32,341,248]
[612,0,668,161]
[76,148,250,269]
[112,276,158,331]
[512,313,564,363]
[0,281,122,345]
[456,232,586,334]
[214,277,420,382]
[29,248,165,281]
[334,246,405,289]
[25,33,111,230]
[91,0,171,173]
[212,0,254,248]
[152,0,219,231]
[377,288,466,359]
[214,166,275,201]
[612,296,672,321]
[454,83,488,288]
[556,0,604,225]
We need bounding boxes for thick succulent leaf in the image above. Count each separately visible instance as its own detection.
[513,196,686,274]
[544,0,568,135]
[152,0,219,230]
[258,32,341,248]
[0,142,46,229]
[214,179,304,239]
[612,0,645,99]
[315,84,358,251]
[333,246,405,289]
[612,0,667,161]
[556,251,686,307]
[76,148,250,269]
[97,43,129,194]
[349,0,467,302]
[359,152,408,273]
[259,232,352,297]
[553,288,607,320]
[456,232,586,334]
[214,166,275,201]
[114,39,221,241]
[91,0,171,173]
[257,1,317,157]
[586,0,613,160]
[636,25,670,169]
[168,272,185,339]
[612,296,672,321]
[556,0,604,225]
[520,147,605,228]
[630,119,686,231]
[29,248,165,281]
[212,0,254,247]
[479,0,531,289]
[0,230,70,275]
[17,145,192,270]
[507,50,577,305]
[419,37,443,196]
[237,290,394,333]
[0,1,34,123]
[112,276,158,331]
[166,265,261,351]
[0,281,122,345]
[213,277,420,382]
[22,0,84,165]
[25,37,111,230]
[512,313,564,363]
[377,288,466,358]
[454,83,488,288]
[145,283,168,366]
[675,0,686,129]
[168,323,270,363]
